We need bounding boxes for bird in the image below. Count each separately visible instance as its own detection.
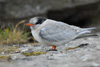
[25,17,96,51]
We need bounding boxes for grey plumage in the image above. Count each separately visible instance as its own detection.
[28,17,96,46]
[39,19,95,42]
[39,20,77,42]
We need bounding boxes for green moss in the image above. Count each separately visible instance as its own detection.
[66,47,79,50]
[21,52,46,56]
[0,55,12,62]
[0,55,11,59]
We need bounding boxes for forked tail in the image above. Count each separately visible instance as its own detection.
[78,27,96,35]
[75,27,97,39]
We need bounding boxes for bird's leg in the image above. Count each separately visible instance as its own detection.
[51,45,56,50]
[48,45,57,51]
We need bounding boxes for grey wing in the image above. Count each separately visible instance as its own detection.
[39,21,78,42]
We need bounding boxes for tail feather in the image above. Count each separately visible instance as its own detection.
[82,27,96,30]
[75,27,97,40]
[75,33,98,40]
[78,27,96,35]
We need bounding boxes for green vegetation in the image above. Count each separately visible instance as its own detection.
[0,20,31,45]
[21,52,46,56]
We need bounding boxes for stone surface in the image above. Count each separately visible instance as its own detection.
[0,33,100,67]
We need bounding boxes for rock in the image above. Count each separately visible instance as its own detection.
[0,0,100,27]
[4,0,99,19]
[0,33,100,67]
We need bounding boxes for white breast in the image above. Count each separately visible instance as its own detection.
[31,30,45,45]
[31,31,40,41]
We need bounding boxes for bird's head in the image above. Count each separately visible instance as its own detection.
[25,17,47,26]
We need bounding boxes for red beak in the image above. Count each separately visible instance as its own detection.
[25,23,34,26]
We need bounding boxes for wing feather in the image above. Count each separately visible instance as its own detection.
[39,19,78,42]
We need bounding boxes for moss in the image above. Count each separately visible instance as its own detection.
[21,52,46,56]
[66,47,79,50]
[0,55,12,62]
[0,55,11,59]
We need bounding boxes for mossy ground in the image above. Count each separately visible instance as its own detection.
[21,52,46,56]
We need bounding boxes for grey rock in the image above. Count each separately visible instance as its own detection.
[0,33,100,67]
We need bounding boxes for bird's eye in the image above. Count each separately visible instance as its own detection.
[35,18,46,24]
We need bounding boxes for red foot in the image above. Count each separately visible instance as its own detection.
[48,45,57,51]
[51,45,56,50]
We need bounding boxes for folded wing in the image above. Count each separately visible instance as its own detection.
[39,20,78,42]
